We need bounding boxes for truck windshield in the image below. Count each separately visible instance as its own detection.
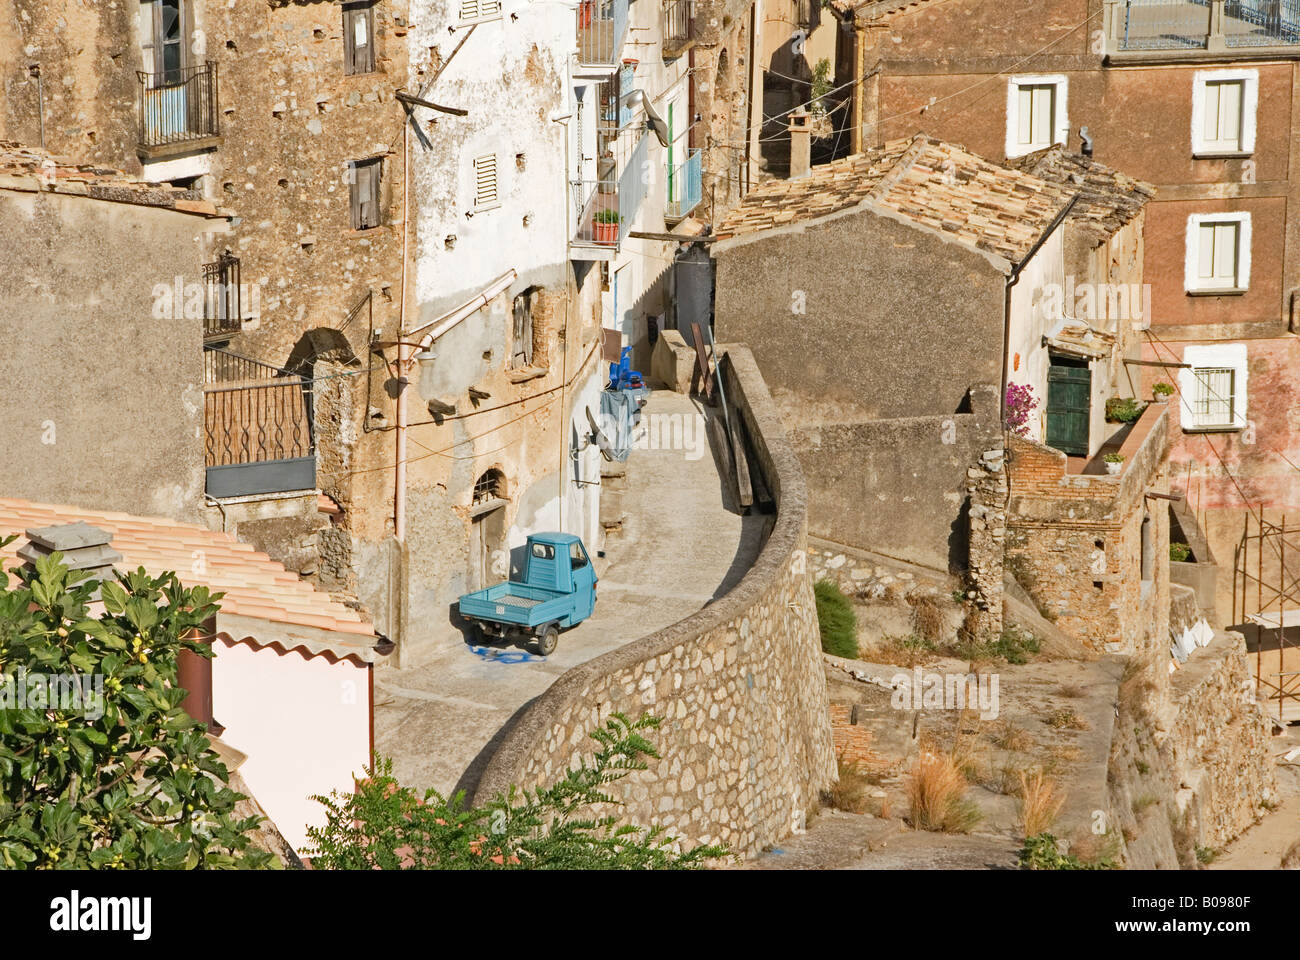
[530,543,554,559]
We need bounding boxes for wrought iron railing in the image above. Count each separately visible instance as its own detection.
[663,0,693,52]
[666,147,703,220]
[203,347,290,385]
[204,374,314,467]
[202,253,241,341]
[572,179,620,246]
[1225,0,1300,44]
[576,0,629,69]
[137,61,220,150]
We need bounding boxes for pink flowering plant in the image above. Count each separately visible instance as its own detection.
[1004,383,1038,438]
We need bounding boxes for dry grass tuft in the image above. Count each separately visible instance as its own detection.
[906,749,982,834]
[993,720,1035,753]
[1046,707,1089,731]
[825,756,874,814]
[909,593,947,647]
[1017,768,1066,837]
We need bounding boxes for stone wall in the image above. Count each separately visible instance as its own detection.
[472,346,836,857]
[1006,403,1172,655]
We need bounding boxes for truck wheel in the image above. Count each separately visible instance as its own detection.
[534,625,559,656]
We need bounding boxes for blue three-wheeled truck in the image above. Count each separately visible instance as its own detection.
[456,532,597,655]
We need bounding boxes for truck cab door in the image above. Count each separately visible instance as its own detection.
[568,540,596,620]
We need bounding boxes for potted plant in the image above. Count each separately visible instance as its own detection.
[1103,452,1125,475]
[592,208,621,244]
[1104,396,1145,423]
[1152,382,1174,402]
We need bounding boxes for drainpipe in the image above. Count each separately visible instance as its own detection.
[178,616,221,733]
[851,21,866,154]
[396,120,410,543]
[29,64,44,150]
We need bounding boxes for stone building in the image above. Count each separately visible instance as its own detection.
[0,142,227,522]
[711,134,1168,647]
[827,0,1300,631]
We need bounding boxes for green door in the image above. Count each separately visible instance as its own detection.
[1046,359,1091,456]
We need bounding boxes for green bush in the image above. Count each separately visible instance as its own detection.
[0,539,274,869]
[814,579,859,658]
[1170,542,1192,562]
[1105,397,1145,423]
[1019,833,1115,870]
[306,713,727,869]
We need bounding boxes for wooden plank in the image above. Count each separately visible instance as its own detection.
[731,418,753,509]
[690,322,713,400]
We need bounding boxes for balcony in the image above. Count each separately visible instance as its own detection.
[665,147,703,221]
[575,0,629,77]
[663,0,695,59]
[137,61,221,159]
[570,131,650,259]
[202,253,241,343]
[1105,0,1300,59]
[203,349,316,498]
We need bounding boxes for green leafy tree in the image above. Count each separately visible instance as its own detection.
[306,713,728,869]
[0,540,275,869]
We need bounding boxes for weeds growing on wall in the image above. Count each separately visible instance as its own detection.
[814,579,859,659]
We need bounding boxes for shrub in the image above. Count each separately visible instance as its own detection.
[1004,383,1039,437]
[1103,452,1125,464]
[0,541,274,869]
[905,751,982,834]
[814,579,859,658]
[1046,707,1088,730]
[1105,397,1145,423]
[1019,833,1115,870]
[825,756,874,814]
[593,208,622,224]
[1152,382,1175,399]
[306,713,726,869]
[908,594,946,646]
[1170,542,1192,562]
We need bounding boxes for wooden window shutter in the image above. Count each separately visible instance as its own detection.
[344,3,375,75]
[474,154,498,208]
[350,159,382,229]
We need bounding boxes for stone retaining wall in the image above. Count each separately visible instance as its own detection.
[471,345,837,857]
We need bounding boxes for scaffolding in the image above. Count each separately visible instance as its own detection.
[1233,514,1300,723]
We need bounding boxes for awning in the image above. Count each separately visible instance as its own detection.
[1043,319,1116,361]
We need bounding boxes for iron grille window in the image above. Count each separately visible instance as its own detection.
[343,1,377,75]
[1193,366,1236,428]
[473,469,505,505]
[349,157,383,229]
[202,253,241,340]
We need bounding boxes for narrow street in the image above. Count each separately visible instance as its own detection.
[373,389,767,798]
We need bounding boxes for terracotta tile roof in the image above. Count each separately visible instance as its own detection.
[0,141,224,217]
[715,134,1075,265]
[1008,146,1157,245]
[0,497,380,662]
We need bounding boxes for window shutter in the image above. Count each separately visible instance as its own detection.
[1214,222,1238,283]
[1017,86,1033,146]
[474,154,498,208]
[1032,86,1053,146]
[1198,223,1216,281]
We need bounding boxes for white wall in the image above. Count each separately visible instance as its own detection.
[1005,229,1066,443]
[212,639,371,853]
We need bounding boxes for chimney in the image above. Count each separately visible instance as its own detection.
[18,522,122,598]
[788,108,812,180]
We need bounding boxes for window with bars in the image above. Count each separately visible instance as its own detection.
[459,0,502,21]
[349,157,383,230]
[1192,366,1236,429]
[343,2,376,75]
[473,154,499,209]
[473,469,506,504]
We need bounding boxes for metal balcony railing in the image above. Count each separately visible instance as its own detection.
[1110,0,1300,51]
[663,0,694,53]
[571,131,650,247]
[137,61,220,150]
[203,347,291,385]
[576,0,629,69]
[666,148,703,220]
[202,253,241,341]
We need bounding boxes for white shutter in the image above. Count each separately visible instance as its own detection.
[1017,86,1033,146]
[1214,222,1238,283]
[474,154,498,208]
[1198,222,1216,281]
[1032,86,1054,148]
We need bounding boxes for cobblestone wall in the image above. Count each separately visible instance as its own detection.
[472,346,836,857]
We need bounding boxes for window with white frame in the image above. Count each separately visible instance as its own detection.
[1185,213,1251,293]
[1006,75,1068,159]
[1178,344,1249,432]
[1192,69,1257,156]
